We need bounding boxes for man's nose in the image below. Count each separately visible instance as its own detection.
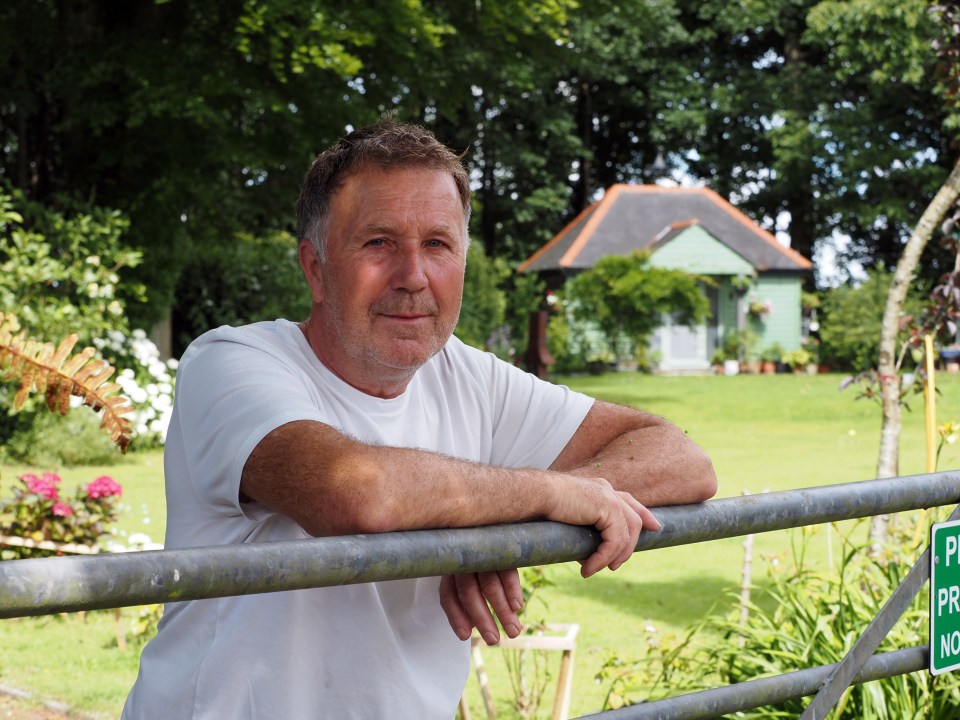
[391,247,428,292]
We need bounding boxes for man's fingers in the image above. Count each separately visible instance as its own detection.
[439,572,525,645]
[582,492,657,576]
[499,569,524,615]
[619,491,661,531]
[478,571,522,640]
[439,575,472,641]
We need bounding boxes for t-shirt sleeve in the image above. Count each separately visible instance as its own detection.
[172,330,328,516]
[480,352,594,470]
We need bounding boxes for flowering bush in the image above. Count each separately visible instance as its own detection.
[0,472,123,559]
[94,328,177,446]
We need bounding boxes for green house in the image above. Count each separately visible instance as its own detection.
[518,184,813,372]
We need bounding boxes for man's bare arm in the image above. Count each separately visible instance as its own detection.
[239,419,652,577]
[551,400,717,506]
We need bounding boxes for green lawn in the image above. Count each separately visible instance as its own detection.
[2,373,959,718]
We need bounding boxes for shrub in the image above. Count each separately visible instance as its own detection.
[599,517,960,717]
[0,188,158,451]
[0,186,143,346]
[564,252,709,365]
[456,243,509,352]
[172,230,311,354]
[0,471,123,559]
[2,410,127,467]
[819,269,926,372]
[95,329,177,448]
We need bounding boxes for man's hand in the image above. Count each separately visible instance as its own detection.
[548,475,661,578]
[439,570,524,646]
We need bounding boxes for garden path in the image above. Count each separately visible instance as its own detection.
[0,694,71,719]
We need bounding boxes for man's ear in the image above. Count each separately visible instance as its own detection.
[298,240,325,304]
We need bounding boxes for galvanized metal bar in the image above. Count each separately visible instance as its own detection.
[576,645,928,720]
[799,502,960,720]
[1,471,958,618]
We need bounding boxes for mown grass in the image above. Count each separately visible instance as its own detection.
[2,373,960,717]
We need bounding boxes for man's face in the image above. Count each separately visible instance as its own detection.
[300,165,468,397]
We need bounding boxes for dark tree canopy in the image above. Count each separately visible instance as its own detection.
[1,0,957,347]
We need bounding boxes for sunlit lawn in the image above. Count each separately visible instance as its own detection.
[3,373,960,717]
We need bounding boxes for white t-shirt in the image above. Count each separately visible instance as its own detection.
[123,320,593,719]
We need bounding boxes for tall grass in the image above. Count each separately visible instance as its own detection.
[1,373,959,717]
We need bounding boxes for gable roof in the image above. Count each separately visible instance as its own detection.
[518,184,813,273]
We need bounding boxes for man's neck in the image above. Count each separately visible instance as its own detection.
[296,319,415,399]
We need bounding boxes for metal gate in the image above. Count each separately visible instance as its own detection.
[2,470,959,718]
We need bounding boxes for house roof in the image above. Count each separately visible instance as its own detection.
[518,184,813,273]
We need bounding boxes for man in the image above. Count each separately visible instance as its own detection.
[123,119,716,719]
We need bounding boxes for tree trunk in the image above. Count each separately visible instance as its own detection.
[870,156,960,548]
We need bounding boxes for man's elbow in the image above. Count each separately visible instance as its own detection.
[686,447,718,503]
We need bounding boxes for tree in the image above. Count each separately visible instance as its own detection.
[563,252,709,363]
[868,0,960,546]
[670,0,952,282]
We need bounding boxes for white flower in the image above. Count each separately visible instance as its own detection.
[127,532,153,546]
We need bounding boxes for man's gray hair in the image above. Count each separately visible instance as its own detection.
[296,118,472,261]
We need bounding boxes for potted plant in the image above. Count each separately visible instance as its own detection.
[760,344,781,374]
[782,348,813,374]
[747,298,773,321]
[710,348,726,374]
[801,336,821,374]
[723,329,758,374]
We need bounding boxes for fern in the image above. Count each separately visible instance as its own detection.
[0,312,134,452]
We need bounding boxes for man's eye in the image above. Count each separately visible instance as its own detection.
[366,238,385,247]
[426,239,447,248]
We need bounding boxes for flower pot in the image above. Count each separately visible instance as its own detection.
[723,359,740,376]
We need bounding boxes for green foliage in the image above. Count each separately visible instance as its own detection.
[128,604,164,649]
[600,518,960,718]
[455,242,509,351]
[2,0,956,323]
[502,272,547,362]
[546,308,585,374]
[723,328,759,362]
[0,187,143,346]
[563,252,709,364]
[1,410,126,468]
[760,343,784,364]
[819,268,926,371]
[782,347,813,368]
[173,230,310,353]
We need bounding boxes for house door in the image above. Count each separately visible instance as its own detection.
[658,285,717,371]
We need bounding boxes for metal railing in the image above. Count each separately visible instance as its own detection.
[2,470,959,717]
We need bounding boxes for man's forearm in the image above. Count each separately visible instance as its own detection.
[240,420,560,537]
[550,400,717,507]
[565,423,717,507]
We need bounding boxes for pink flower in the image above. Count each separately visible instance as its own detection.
[86,475,123,499]
[21,473,59,501]
[52,502,74,517]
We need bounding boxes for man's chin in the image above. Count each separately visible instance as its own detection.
[372,337,448,371]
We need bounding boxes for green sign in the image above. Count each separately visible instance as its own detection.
[931,519,960,675]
